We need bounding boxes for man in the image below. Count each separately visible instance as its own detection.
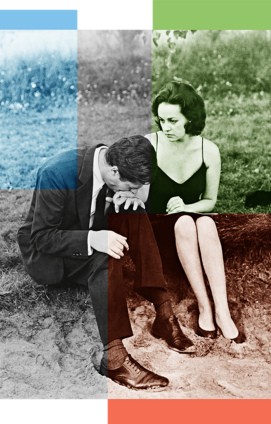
[18,135,194,392]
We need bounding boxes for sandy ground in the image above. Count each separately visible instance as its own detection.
[1,295,271,399]
[0,304,107,399]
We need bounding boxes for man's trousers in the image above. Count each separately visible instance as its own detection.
[63,208,166,346]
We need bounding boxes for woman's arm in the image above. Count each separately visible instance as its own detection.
[167,140,221,214]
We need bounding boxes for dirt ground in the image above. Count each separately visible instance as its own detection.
[1,286,271,400]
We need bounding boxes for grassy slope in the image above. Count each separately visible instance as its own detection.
[204,95,271,213]
[77,101,152,148]
[0,103,152,308]
[1,98,271,306]
[0,107,77,189]
[149,95,271,213]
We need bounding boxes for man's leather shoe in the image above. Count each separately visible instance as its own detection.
[100,355,169,391]
[152,314,195,354]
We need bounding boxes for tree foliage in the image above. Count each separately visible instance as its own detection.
[152,30,197,48]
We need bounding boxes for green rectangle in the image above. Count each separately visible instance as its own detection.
[153,0,271,29]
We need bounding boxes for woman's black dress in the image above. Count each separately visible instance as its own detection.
[146,133,212,278]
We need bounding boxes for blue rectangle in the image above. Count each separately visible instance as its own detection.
[0,29,77,189]
[0,10,77,30]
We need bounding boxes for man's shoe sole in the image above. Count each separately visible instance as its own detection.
[111,378,168,392]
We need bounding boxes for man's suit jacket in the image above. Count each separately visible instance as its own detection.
[17,144,105,285]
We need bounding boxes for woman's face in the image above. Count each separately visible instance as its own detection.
[157,102,188,141]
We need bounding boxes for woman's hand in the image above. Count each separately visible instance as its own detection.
[166,196,187,214]
[112,191,145,213]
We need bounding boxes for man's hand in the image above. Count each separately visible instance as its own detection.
[112,191,145,213]
[90,230,129,259]
[166,196,187,214]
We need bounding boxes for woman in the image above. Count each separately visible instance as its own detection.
[144,81,245,343]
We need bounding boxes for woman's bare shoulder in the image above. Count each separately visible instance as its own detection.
[144,132,157,149]
[202,138,220,165]
[203,138,220,155]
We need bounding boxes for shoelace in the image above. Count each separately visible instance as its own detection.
[125,356,141,375]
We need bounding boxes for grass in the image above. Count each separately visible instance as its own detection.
[78,100,152,148]
[0,102,153,311]
[1,61,271,312]
[0,48,78,189]
[1,189,270,312]
[151,30,271,215]
[0,52,77,112]
[1,93,271,194]
[204,94,271,213]
[151,93,271,213]
[77,56,151,105]
[0,106,77,189]
[0,187,91,314]
[1,97,270,302]
[152,30,271,99]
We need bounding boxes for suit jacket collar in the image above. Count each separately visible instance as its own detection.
[76,143,107,230]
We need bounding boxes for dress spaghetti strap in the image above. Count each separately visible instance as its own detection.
[156,132,158,155]
[202,137,204,163]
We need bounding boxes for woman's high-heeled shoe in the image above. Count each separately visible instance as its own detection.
[196,323,217,339]
[217,325,246,344]
[229,330,246,344]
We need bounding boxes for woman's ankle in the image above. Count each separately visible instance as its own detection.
[198,302,213,316]
[214,308,232,321]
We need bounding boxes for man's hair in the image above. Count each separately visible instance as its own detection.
[105,135,157,185]
[152,81,206,136]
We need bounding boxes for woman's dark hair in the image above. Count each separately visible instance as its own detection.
[152,81,206,136]
[105,135,157,185]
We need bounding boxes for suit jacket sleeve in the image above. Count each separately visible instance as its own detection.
[30,165,89,258]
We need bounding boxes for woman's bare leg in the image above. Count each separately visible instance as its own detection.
[174,215,215,331]
[196,217,238,339]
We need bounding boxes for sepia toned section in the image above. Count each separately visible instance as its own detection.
[107,213,271,399]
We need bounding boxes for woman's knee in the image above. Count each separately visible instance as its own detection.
[196,217,220,241]
[174,215,197,239]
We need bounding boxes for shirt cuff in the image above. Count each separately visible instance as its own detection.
[87,231,94,256]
